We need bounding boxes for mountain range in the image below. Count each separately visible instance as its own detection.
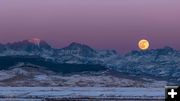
[0,38,179,83]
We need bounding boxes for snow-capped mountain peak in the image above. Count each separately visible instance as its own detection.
[28,38,41,46]
[27,38,51,49]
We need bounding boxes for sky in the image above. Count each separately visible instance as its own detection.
[0,0,180,53]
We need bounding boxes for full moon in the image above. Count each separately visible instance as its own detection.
[138,39,150,50]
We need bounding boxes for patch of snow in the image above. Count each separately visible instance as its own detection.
[0,87,164,99]
[34,75,49,81]
[0,71,16,81]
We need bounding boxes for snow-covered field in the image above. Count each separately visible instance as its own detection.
[0,67,168,88]
[0,87,164,100]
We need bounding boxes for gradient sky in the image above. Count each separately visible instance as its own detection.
[0,0,180,53]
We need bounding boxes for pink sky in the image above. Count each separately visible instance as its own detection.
[0,0,180,53]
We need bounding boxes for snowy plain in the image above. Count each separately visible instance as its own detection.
[0,87,164,100]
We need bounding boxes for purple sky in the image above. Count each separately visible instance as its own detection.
[0,0,180,53]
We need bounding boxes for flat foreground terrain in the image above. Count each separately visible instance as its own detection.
[0,87,164,101]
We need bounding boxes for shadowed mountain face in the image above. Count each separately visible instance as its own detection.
[0,56,106,74]
[0,39,179,83]
[60,42,97,57]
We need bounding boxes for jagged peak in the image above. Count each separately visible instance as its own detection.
[161,46,174,51]
[4,38,51,50]
[126,46,175,56]
[27,38,51,49]
[28,38,41,46]
[67,42,94,50]
[61,42,97,56]
[68,42,84,47]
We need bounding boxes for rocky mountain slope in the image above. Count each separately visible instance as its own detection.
[0,64,167,87]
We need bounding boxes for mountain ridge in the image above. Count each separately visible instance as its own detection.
[0,39,179,83]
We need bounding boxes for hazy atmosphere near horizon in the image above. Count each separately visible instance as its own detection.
[0,0,180,53]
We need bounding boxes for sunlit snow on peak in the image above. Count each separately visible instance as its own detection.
[28,38,41,46]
